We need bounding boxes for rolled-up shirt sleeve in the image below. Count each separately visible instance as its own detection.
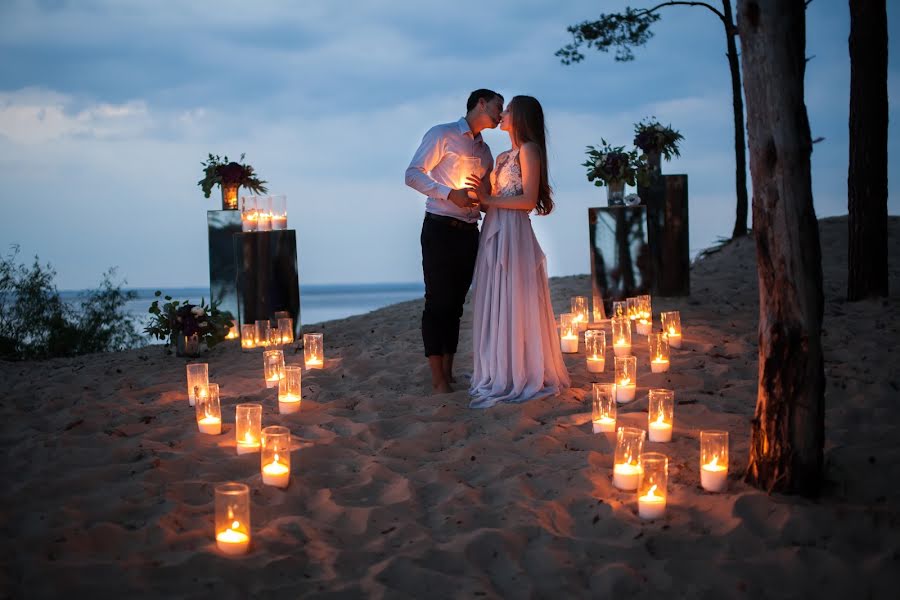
[405,126,453,201]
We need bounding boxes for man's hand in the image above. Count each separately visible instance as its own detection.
[448,188,475,208]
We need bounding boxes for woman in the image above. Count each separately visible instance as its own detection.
[466,95,570,408]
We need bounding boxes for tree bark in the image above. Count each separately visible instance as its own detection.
[848,0,889,300]
[723,0,750,239]
[738,0,825,495]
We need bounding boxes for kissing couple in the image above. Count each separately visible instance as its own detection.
[405,89,570,408]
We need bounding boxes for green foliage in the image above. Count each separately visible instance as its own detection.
[0,248,143,360]
[634,117,684,161]
[583,140,644,187]
[145,291,233,350]
[198,153,268,199]
[557,7,661,64]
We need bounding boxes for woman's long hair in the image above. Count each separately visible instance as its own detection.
[509,95,553,215]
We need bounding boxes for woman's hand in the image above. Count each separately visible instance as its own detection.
[466,174,489,206]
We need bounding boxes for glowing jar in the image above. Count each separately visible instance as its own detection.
[235,403,262,455]
[626,297,640,322]
[196,382,222,435]
[278,366,302,414]
[591,383,616,433]
[648,333,670,373]
[614,355,637,403]
[700,430,729,492]
[611,316,632,357]
[613,426,645,491]
[611,300,627,319]
[225,319,238,340]
[255,320,270,348]
[240,324,256,350]
[215,482,250,556]
[637,452,668,520]
[277,317,294,345]
[240,195,259,232]
[261,425,291,488]
[269,194,287,230]
[186,363,208,407]
[559,313,579,353]
[570,296,589,331]
[584,330,606,373]
[635,295,653,336]
[263,349,285,388]
[647,388,674,442]
[661,311,683,348]
[303,333,324,369]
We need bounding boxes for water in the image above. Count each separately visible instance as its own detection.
[60,282,425,336]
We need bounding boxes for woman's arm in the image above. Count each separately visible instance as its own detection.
[468,143,541,211]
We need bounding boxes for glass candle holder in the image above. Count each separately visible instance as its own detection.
[558,313,579,353]
[647,388,674,442]
[277,317,294,345]
[196,382,222,435]
[240,324,256,350]
[261,425,291,488]
[661,311,683,348]
[635,295,653,336]
[648,333,670,373]
[613,426,645,490]
[266,326,280,349]
[591,383,617,433]
[614,355,637,403]
[303,333,324,369]
[584,330,606,373]
[269,194,287,230]
[255,320,270,348]
[278,366,302,414]
[263,349,285,388]
[215,482,251,556]
[186,363,209,407]
[611,316,632,357]
[700,430,729,492]
[637,452,668,520]
[225,319,238,340]
[235,403,262,455]
[611,300,627,319]
[240,195,259,233]
[256,195,272,232]
[570,296,589,331]
[626,297,640,322]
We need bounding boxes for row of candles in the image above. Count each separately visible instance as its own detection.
[239,317,295,350]
[185,335,329,555]
[240,194,288,232]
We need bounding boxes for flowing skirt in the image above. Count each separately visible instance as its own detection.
[469,208,570,408]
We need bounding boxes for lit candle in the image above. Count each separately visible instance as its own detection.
[558,313,579,353]
[186,363,208,407]
[648,333,670,373]
[216,523,250,556]
[240,324,256,350]
[637,452,668,520]
[571,296,589,332]
[635,319,652,336]
[195,382,221,435]
[215,482,250,556]
[586,354,606,373]
[262,454,290,488]
[638,484,667,520]
[278,366,302,415]
[665,329,682,348]
[197,414,222,435]
[263,349,285,388]
[304,333,325,369]
[611,316,632,357]
[661,311,683,348]
[700,430,729,492]
[613,463,642,491]
[236,432,259,455]
[593,416,616,434]
[615,377,636,403]
[651,356,670,373]
[647,388,674,442]
[636,295,652,336]
[235,403,262,455]
[270,215,288,230]
[591,383,616,434]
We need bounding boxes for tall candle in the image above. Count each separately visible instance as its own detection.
[701,456,728,492]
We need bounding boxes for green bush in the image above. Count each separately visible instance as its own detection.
[0,248,143,360]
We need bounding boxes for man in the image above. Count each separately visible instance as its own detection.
[405,89,503,394]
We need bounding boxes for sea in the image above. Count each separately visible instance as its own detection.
[59,282,425,342]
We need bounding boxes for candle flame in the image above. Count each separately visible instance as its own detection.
[619,377,631,386]
[231,520,240,530]
[591,354,599,361]
[273,452,280,465]
[655,355,665,363]
[646,484,660,499]
[243,432,255,444]
[709,455,719,468]
[616,337,625,345]
[655,412,665,425]
[668,326,676,335]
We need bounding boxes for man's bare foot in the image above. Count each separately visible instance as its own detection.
[432,381,453,394]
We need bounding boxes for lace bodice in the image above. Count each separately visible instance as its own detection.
[491,148,523,198]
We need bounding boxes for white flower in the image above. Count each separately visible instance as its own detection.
[624,193,642,206]
[198,321,208,328]
[654,124,664,131]
[191,306,206,317]
[594,157,603,169]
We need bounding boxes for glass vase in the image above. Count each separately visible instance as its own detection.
[221,183,239,211]
[607,179,625,206]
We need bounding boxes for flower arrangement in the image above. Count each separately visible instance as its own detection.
[145,291,234,354]
[198,153,268,199]
[583,140,642,187]
[633,118,683,161]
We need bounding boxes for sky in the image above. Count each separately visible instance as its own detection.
[0,0,897,289]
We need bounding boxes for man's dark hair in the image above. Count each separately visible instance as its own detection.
[467,89,503,112]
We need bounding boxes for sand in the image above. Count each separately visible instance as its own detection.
[1,215,899,599]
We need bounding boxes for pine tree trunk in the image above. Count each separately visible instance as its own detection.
[848,0,889,300]
[723,0,750,239]
[737,0,825,495]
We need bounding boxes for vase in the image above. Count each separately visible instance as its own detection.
[644,151,662,179]
[221,183,239,211]
[607,180,625,207]
[174,333,201,357]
